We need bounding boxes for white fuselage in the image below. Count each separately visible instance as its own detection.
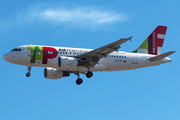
[3,45,171,72]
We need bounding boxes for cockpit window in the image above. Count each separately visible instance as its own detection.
[11,49,15,52]
[11,48,21,52]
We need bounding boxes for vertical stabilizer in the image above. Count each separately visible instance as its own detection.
[133,25,167,55]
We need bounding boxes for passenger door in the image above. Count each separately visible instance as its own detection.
[132,53,138,64]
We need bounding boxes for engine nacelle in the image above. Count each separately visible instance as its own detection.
[58,56,78,70]
[44,67,70,79]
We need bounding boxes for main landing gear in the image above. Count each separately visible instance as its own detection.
[74,71,93,85]
[76,78,83,85]
[86,71,93,78]
[26,66,31,77]
[74,72,83,85]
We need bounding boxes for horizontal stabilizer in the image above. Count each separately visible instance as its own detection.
[147,51,176,61]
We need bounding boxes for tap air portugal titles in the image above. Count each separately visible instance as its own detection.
[3,26,175,85]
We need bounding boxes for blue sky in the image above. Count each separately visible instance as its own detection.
[1,0,180,120]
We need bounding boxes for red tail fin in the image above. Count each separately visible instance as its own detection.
[133,25,167,55]
[148,25,167,55]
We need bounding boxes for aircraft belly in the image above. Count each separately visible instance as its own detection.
[90,63,107,71]
[56,63,107,72]
[99,58,127,71]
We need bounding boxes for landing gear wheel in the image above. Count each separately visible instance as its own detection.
[26,72,31,77]
[76,78,83,85]
[26,66,32,77]
[86,71,93,78]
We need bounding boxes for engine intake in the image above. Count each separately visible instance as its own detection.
[44,67,70,79]
[58,56,78,70]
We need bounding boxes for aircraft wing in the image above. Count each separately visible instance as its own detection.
[77,36,132,66]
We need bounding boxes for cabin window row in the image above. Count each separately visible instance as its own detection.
[108,55,126,58]
[34,50,82,55]
[58,52,82,55]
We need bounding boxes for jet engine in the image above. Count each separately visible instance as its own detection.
[58,56,78,70]
[44,67,70,79]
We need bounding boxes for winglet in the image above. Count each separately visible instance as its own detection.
[147,51,176,61]
[129,36,133,41]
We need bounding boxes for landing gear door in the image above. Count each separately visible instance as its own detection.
[132,54,138,64]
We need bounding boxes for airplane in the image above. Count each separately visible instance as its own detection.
[3,25,175,85]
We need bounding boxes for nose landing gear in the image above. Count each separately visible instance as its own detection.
[26,66,31,77]
[26,72,31,77]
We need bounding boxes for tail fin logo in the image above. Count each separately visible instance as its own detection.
[152,32,156,54]
[133,25,167,55]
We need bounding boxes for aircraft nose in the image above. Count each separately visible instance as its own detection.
[3,53,10,62]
